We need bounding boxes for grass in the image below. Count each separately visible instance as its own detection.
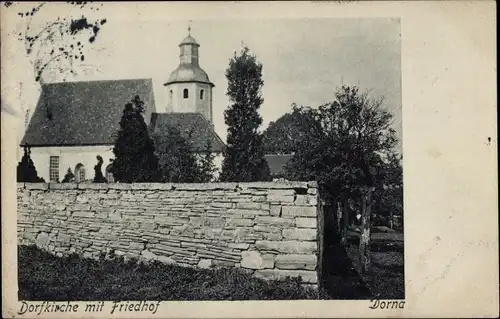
[18,245,330,301]
[345,234,405,300]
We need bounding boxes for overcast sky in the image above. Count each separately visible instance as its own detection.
[2,3,401,153]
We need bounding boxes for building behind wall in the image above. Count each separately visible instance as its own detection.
[20,31,224,182]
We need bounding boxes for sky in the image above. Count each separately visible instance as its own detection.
[1,3,402,153]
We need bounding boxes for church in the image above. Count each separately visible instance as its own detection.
[20,30,225,183]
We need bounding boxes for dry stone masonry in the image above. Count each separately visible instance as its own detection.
[17,182,324,288]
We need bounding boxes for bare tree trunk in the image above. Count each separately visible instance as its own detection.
[359,187,373,273]
[336,200,342,242]
[341,198,349,245]
[389,209,393,229]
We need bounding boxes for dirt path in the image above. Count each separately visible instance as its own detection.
[321,243,372,299]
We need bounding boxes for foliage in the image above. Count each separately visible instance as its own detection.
[372,154,403,228]
[93,155,107,183]
[151,125,203,183]
[111,95,159,183]
[199,139,217,182]
[17,145,44,183]
[3,1,107,82]
[285,86,399,203]
[219,46,271,182]
[61,167,75,183]
[262,103,322,154]
[18,245,328,301]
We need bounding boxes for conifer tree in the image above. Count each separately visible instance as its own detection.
[219,46,271,182]
[152,125,202,183]
[199,139,217,182]
[17,145,44,182]
[62,167,75,183]
[111,95,159,182]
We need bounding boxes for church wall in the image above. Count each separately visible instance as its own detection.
[17,181,323,288]
[28,145,223,183]
[28,145,114,182]
[194,83,213,123]
[166,82,212,123]
[166,82,198,114]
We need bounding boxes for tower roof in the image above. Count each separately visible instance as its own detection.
[165,31,214,86]
[179,35,199,47]
[165,65,213,86]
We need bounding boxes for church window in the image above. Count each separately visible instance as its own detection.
[200,89,204,100]
[49,156,59,182]
[169,90,173,101]
[183,88,189,99]
[75,163,85,183]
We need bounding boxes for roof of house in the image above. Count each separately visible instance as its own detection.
[150,113,225,153]
[265,154,294,177]
[21,78,155,147]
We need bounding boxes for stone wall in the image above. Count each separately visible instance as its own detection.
[17,182,323,287]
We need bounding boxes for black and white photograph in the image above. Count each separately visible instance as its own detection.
[1,1,497,318]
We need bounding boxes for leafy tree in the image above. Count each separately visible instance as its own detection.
[199,139,217,182]
[286,86,397,200]
[3,1,107,83]
[93,155,107,183]
[262,103,321,154]
[111,95,159,183]
[62,167,75,183]
[17,144,44,182]
[285,86,400,252]
[151,125,202,183]
[219,46,271,182]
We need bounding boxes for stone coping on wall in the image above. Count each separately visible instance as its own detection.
[18,181,319,191]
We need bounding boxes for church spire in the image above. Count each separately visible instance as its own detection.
[164,25,215,123]
[178,24,200,66]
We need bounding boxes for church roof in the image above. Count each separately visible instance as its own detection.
[165,64,213,86]
[150,113,225,153]
[21,78,155,147]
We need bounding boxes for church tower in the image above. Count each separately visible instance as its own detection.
[164,27,214,123]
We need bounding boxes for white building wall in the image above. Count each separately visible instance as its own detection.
[27,145,224,183]
[194,83,213,123]
[165,82,213,122]
[29,145,114,182]
[166,82,197,114]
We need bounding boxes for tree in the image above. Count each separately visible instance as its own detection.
[262,103,322,154]
[111,95,159,183]
[62,167,75,183]
[199,139,217,182]
[285,86,400,266]
[2,1,107,83]
[93,155,107,183]
[151,125,202,183]
[17,144,44,182]
[219,46,271,182]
